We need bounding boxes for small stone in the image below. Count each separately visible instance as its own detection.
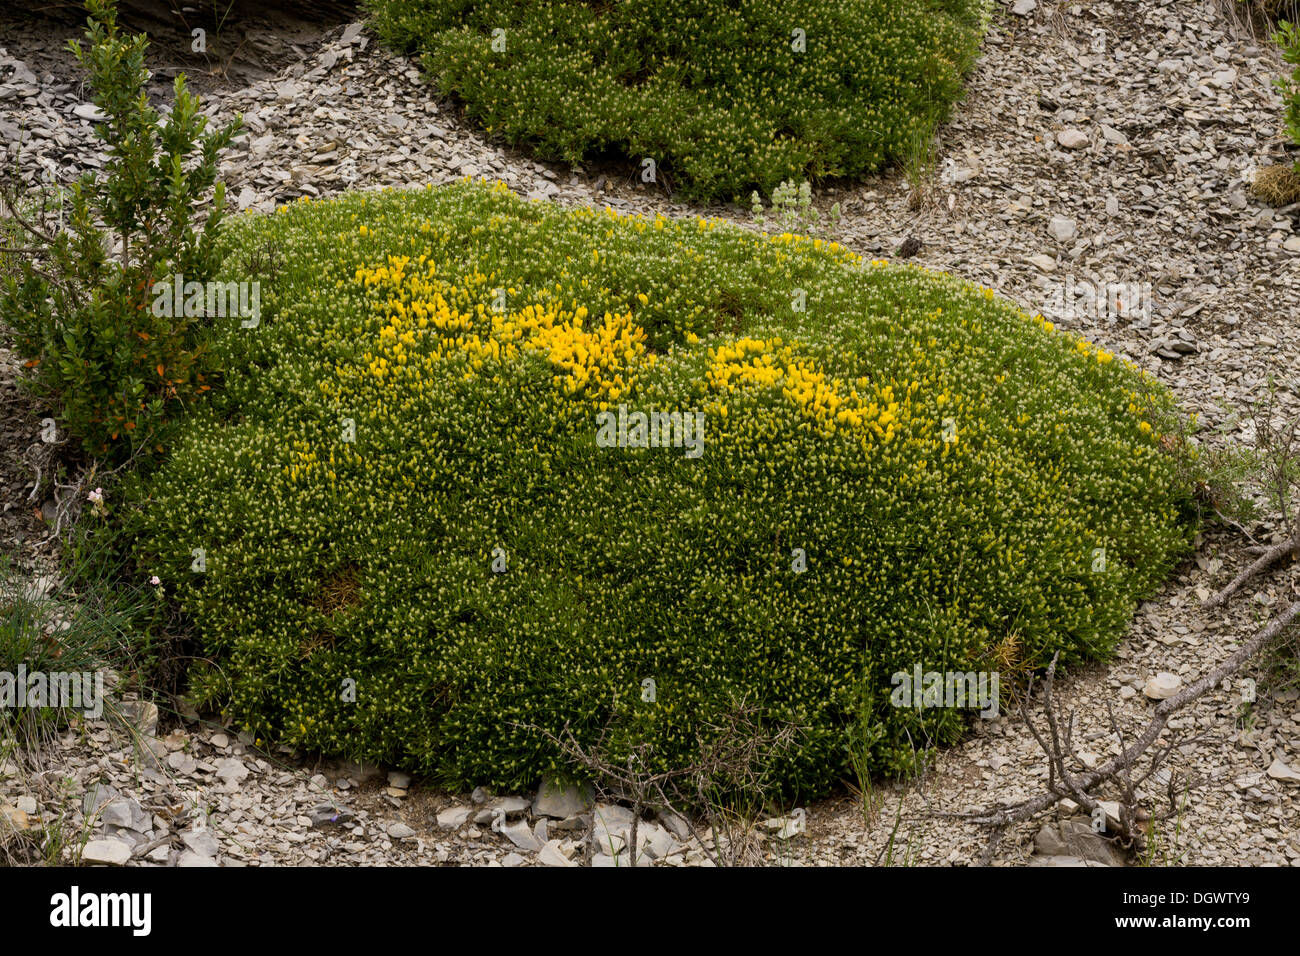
[73,103,106,122]
[214,757,249,785]
[537,839,576,867]
[640,823,678,859]
[1048,216,1076,242]
[1057,129,1089,150]
[1033,819,1124,866]
[1143,672,1182,700]
[387,822,417,839]
[1100,125,1129,146]
[387,771,411,789]
[100,799,139,830]
[1029,253,1057,273]
[1266,758,1300,782]
[493,796,531,817]
[82,839,132,866]
[181,827,220,857]
[658,810,691,841]
[167,752,196,775]
[82,783,118,816]
[177,850,218,867]
[1011,0,1037,14]
[309,803,354,826]
[499,819,543,852]
[436,805,471,829]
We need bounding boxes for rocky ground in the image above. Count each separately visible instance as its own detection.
[2,0,1299,866]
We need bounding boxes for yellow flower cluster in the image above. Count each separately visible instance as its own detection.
[351,257,648,404]
[707,336,911,441]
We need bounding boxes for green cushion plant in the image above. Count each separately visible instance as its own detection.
[364,0,993,202]
[135,180,1197,798]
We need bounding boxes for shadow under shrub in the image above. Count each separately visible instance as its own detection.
[135,180,1198,798]
[363,0,993,202]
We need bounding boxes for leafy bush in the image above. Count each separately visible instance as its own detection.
[364,0,992,202]
[136,180,1197,798]
[0,0,241,462]
[1271,18,1300,153]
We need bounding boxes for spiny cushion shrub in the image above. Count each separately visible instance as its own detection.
[363,0,993,202]
[136,180,1196,798]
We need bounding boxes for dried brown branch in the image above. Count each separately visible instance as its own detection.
[1203,533,1300,607]
[519,700,802,867]
[943,597,1300,846]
